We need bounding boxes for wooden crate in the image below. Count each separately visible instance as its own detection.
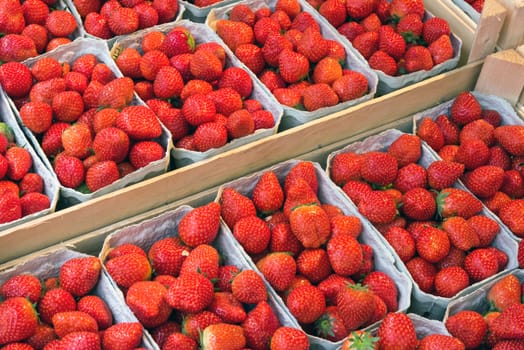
[0,61,483,266]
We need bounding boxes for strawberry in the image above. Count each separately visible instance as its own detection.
[379,25,406,60]
[181,93,217,127]
[445,310,487,349]
[357,190,397,224]
[278,49,309,84]
[37,288,76,325]
[189,48,223,83]
[340,330,379,350]
[459,118,495,147]
[271,326,309,350]
[26,323,57,349]
[330,215,362,238]
[438,144,459,162]
[19,192,50,216]
[494,125,524,156]
[126,281,171,328]
[467,215,499,247]
[215,19,254,52]
[500,169,524,198]
[230,269,267,304]
[107,243,146,260]
[416,225,451,263]
[324,234,361,276]
[51,311,99,338]
[162,332,198,350]
[179,244,219,279]
[429,34,454,65]
[269,222,303,257]
[368,50,398,76]
[0,34,38,62]
[397,13,424,40]
[139,49,170,81]
[219,67,253,99]
[319,0,346,27]
[336,283,375,331]
[332,70,369,102]
[289,204,331,248]
[201,323,246,350]
[406,256,437,293]
[352,31,379,59]
[19,101,52,134]
[455,139,490,170]
[85,160,120,192]
[256,252,296,292]
[59,256,101,297]
[177,202,221,247]
[225,109,255,139]
[362,271,399,312]
[423,17,451,44]
[239,300,279,348]
[383,226,416,262]
[233,215,271,255]
[45,10,77,37]
[0,274,41,304]
[360,151,398,186]
[253,16,281,45]
[84,12,112,39]
[286,284,326,324]
[389,0,425,19]
[329,152,362,186]
[97,77,134,109]
[0,296,38,344]
[302,82,340,111]
[181,311,220,342]
[0,62,33,99]
[148,237,189,277]
[284,160,319,194]
[401,187,436,221]
[91,127,129,163]
[296,27,329,63]
[116,105,162,140]
[294,248,330,283]
[437,187,483,219]
[387,134,422,168]
[427,160,464,190]
[463,165,505,198]
[450,92,482,126]
[77,295,112,330]
[360,13,382,32]
[219,187,257,228]
[160,27,195,58]
[491,303,524,340]
[377,312,418,350]
[275,0,301,19]
[5,146,32,181]
[487,274,521,312]
[20,172,44,195]
[313,305,348,341]
[346,0,378,19]
[102,322,143,350]
[499,199,524,237]
[464,247,500,282]
[60,123,92,160]
[481,109,502,127]
[434,266,470,298]
[207,88,243,117]
[229,3,256,26]
[404,45,434,72]
[442,216,480,251]
[105,252,152,289]
[107,6,139,36]
[208,292,247,324]
[418,334,465,349]
[152,65,184,99]
[252,171,284,215]
[152,0,178,24]
[435,114,460,145]
[235,44,265,75]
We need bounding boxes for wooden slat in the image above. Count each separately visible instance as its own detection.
[468,0,508,63]
[474,49,524,105]
[0,62,483,264]
[496,0,524,50]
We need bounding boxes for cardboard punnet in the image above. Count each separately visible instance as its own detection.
[326,128,519,320]
[206,0,379,129]
[109,20,284,168]
[0,87,59,231]
[99,204,301,348]
[5,38,173,208]
[0,247,157,348]
[215,159,412,350]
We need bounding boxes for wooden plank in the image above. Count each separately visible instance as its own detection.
[474,49,524,105]
[425,0,476,66]
[0,62,483,264]
[497,0,524,49]
[517,45,524,111]
[468,0,508,63]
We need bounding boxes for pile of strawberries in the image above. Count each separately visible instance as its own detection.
[329,131,508,298]
[444,273,524,349]
[0,256,146,349]
[112,24,277,152]
[74,0,179,39]
[311,0,455,76]
[219,161,402,342]
[0,54,166,194]
[213,0,370,112]
[103,203,311,350]
[0,122,51,224]
[417,91,524,238]
[340,312,466,349]
[0,0,79,62]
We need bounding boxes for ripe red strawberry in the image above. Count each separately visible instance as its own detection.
[51,311,98,338]
[19,101,52,134]
[379,25,406,60]
[60,123,92,160]
[427,160,464,190]
[253,16,281,45]
[463,165,505,198]
[368,50,398,76]
[19,192,50,216]
[152,65,184,99]
[434,114,460,145]
[437,187,483,219]
[235,43,265,75]
[324,234,361,277]
[148,237,189,277]
[116,105,162,140]
[37,288,76,325]
[389,0,425,19]
[179,244,219,279]
[271,326,309,350]
[500,169,524,198]
[429,34,454,65]
[360,151,398,186]
[487,274,521,312]
[0,274,41,304]
[0,34,37,63]
[499,199,524,237]
[329,152,362,186]
[56,331,101,349]
[318,0,346,27]
[467,215,500,247]
[335,282,375,332]
[215,19,254,52]
[77,295,112,330]
[97,77,134,109]
[256,252,296,292]
[404,45,434,72]
[296,27,329,63]
[330,214,362,239]
[397,13,424,40]
[229,3,256,26]
[491,303,524,340]
[269,222,302,257]
[59,256,101,297]
[494,125,524,156]
[233,215,271,255]
[201,323,246,350]
[252,171,284,215]
[345,0,377,19]
[464,247,500,282]
[85,160,120,192]
[406,256,438,293]
[181,93,217,127]
[401,187,436,221]
[102,322,142,350]
[455,139,490,170]
[107,6,139,36]
[218,66,253,99]
[177,202,221,247]
[289,204,331,248]
[5,146,32,181]
[284,160,319,194]
[377,312,418,350]
[286,284,326,325]
[362,271,399,312]
[0,62,33,99]
[423,17,451,44]
[165,271,214,313]
[25,323,57,349]
[387,134,422,167]
[105,252,152,289]
[19,172,44,195]
[332,70,369,102]
[445,310,487,349]
[418,334,465,349]
[208,291,247,324]
[463,117,496,144]
[230,269,267,304]
[358,190,397,224]
[161,332,198,350]
[278,49,310,84]
[442,216,480,251]
[0,296,38,344]
[45,10,78,37]
[189,48,223,83]
[181,311,220,342]
[92,127,129,164]
[352,31,379,59]
[416,225,451,263]
[225,109,255,139]
[434,266,470,298]
[219,187,257,228]
[450,91,482,126]
[126,281,171,328]
[275,0,301,19]
[383,226,416,262]
[314,305,348,342]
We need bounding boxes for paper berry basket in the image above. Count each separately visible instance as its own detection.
[326,128,519,320]
[215,159,412,350]
[206,0,378,129]
[99,204,301,349]
[0,247,158,349]
[109,20,283,168]
[5,38,172,208]
[0,87,59,231]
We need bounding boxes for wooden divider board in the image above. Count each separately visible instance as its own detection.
[0,62,484,264]
[496,0,524,50]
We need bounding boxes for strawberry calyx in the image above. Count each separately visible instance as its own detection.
[342,330,380,350]
[0,122,15,142]
[314,312,337,339]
